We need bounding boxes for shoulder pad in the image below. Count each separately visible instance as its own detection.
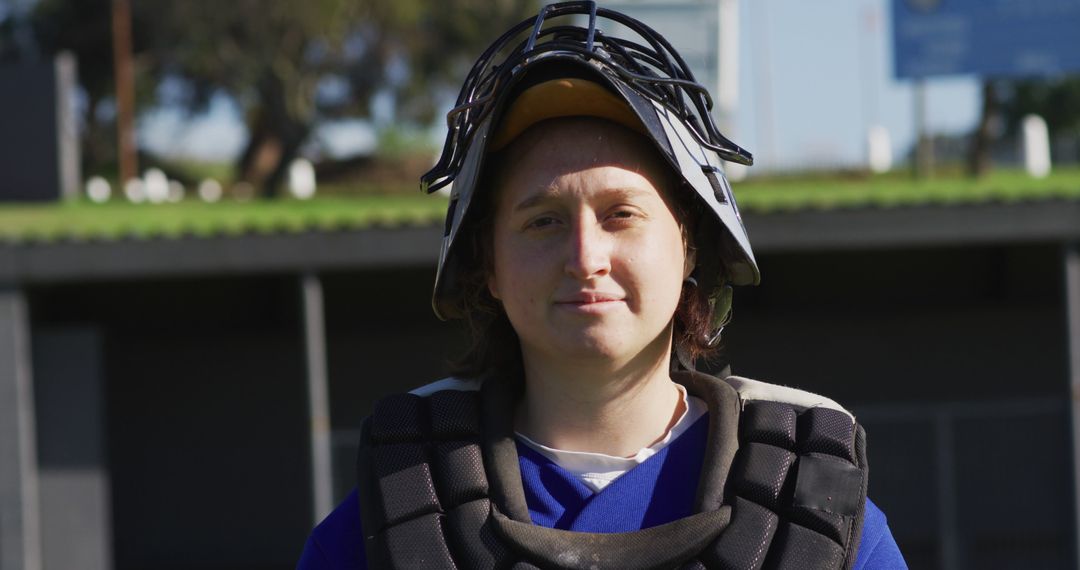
[723,375,854,422]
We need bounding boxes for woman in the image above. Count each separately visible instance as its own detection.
[299,2,906,568]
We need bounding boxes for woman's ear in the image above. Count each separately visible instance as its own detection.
[683,244,697,280]
[487,274,502,300]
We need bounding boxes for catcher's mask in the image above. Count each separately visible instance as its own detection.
[423,0,758,325]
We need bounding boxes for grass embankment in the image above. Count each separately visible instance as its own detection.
[0,194,447,242]
[734,167,1080,213]
[1,168,1079,243]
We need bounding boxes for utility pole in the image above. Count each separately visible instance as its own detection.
[913,79,933,179]
[111,0,137,184]
[717,0,745,179]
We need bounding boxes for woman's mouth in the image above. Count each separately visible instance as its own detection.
[554,293,624,313]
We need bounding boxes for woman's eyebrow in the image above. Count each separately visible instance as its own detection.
[603,187,653,202]
[513,187,652,212]
[512,189,560,212]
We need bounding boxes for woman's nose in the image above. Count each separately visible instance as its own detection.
[564,218,611,280]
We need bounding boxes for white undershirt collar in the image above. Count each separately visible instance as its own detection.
[515,383,708,492]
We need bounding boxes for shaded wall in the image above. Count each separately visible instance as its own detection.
[33,326,111,570]
[31,277,314,570]
[723,244,1071,569]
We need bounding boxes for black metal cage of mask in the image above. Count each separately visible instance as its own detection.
[420,0,754,195]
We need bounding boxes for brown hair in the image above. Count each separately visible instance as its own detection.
[447,135,727,380]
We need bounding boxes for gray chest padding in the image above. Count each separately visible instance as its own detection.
[356,372,868,569]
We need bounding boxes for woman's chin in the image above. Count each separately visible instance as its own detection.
[539,329,658,365]
[513,312,673,366]
[565,340,625,361]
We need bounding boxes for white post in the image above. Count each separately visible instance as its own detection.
[301,273,334,522]
[716,0,739,118]
[1022,114,1051,179]
[867,125,893,173]
[717,0,747,181]
[0,288,42,570]
[55,52,80,201]
[289,158,317,200]
[142,168,169,204]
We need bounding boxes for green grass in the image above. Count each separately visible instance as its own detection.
[733,167,1080,213]
[0,195,448,243]
[2,167,1079,243]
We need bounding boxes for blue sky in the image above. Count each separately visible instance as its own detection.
[735,0,979,171]
[138,0,982,173]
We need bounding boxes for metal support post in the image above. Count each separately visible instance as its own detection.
[1065,243,1080,568]
[0,288,41,570]
[935,412,959,570]
[301,273,333,522]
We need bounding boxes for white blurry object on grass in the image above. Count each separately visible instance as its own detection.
[86,176,111,203]
[198,179,222,202]
[144,168,169,204]
[1022,114,1051,179]
[867,125,892,174]
[124,178,146,203]
[289,158,317,200]
[167,180,185,202]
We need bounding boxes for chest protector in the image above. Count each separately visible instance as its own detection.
[356,371,868,569]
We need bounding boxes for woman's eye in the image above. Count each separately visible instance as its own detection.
[607,209,640,223]
[526,216,560,230]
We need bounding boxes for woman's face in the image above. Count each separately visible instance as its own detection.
[487,117,694,366]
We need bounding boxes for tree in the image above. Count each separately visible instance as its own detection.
[966,75,1080,177]
[12,0,539,195]
[4,0,155,171]
[998,76,1080,139]
[966,80,997,178]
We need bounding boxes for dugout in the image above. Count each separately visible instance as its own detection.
[2,196,1080,570]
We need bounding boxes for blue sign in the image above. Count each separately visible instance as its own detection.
[892,0,1080,79]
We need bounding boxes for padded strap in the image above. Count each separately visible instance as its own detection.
[672,370,742,513]
[491,508,732,570]
[479,374,534,523]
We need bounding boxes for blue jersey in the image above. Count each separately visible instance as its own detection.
[298,415,906,569]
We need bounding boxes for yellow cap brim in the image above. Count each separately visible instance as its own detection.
[488,78,649,151]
